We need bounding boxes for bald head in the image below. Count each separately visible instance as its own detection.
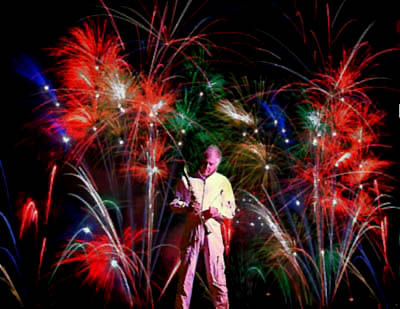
[204,145,222,160]
[200,145,222,177]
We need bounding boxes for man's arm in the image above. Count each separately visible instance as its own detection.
[170,178,191,214]
[203,177,236,221]
[218,178,236,219]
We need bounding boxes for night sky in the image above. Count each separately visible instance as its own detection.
[2,1,400,308]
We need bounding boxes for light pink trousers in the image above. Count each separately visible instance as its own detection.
[175,227,229,309]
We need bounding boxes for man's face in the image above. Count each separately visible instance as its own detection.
[200,150,220,177]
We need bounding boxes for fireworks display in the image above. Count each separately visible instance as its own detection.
[3,0,400,308]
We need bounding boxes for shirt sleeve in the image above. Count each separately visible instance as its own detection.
[170,176,191,214]
[218,177,236,220]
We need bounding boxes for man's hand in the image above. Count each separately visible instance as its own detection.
[202,207,220,221]
[192,202,201,212]
[187,202,202,222]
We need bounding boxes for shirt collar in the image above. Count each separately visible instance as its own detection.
[197,170,216,180]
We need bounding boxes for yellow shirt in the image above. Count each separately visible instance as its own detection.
[171,171,236,244]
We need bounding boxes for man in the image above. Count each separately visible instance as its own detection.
[170,145,236,309]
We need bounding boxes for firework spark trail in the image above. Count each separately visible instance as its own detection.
[43,5,216,285]
[214,79,297,193]
[0,161,66,307]
[19,198,38,239]
[45,164,57,225]
[0,264,23,306]
[0,162,11,214]
[101,2,213,78]
[241,190,318,305]
[0,212,22,264]
[243,176,393,306]
[13,55,59,107]
[0,211,24,305]
[247,191,292,256]
[150,161,177,276]
[50,226,96,280]
[37,237,47,284]
[217,99,255,126]
[8,0,399,306]
[210,2,400,306]
[44,18,176,293]
[99,0,125,50]
[51,165,154,307]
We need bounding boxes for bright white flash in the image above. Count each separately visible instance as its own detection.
[152,100,165,113]
[335,152,351,167]
[110,259,118,268]
[112,81,127,101]
[147,166,159,175]
[83,227,91,234]
[79,73,92,86]
[307,111,321,128]
[218,100,254,125]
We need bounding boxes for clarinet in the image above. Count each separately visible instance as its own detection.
[183,165,211,235]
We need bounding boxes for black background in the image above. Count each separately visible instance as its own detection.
[2,0,400,308]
